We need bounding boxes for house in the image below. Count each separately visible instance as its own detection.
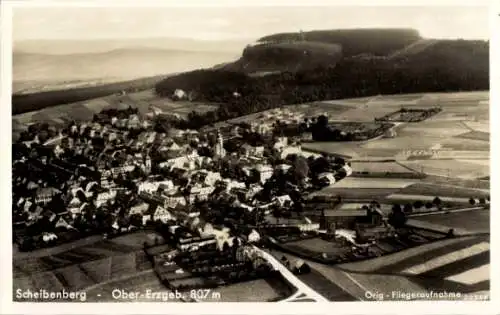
[246,184,263,200]
[177,235,217,252]
[280,145,302,159]
[153,206,173,223]
[189,186,215,202]
[241,144,265,157]
[159,151,199,171]
[173,89,187,100]
[95,190,117,207]
[130,202,149,215]
[42,233,58,243]
[318,172,336,186]
[231,199,255,212]
[273,195,294,208]
[164,195,187,209]
[223,180,246,192]
[198,222,214,238]
[55,216,73,229]
[35,187,60,204]
[355,223,394,242]
[84,181,98,192]
[276,164,292,173]
[273,137,288,150]
[255,164,274,184]
[248,229,261,243]
[202,171,221,186]
[138,180,174,194]
[321,210,369,230]
[111,165,135,177]
[27,206,44,221]
[341,165,353,177]
[54,145,65,157]
[127,115,141,129]
[297,223,320,232]
[142,214,151,225]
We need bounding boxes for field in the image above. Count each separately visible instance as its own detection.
[400,159,489,179]
[203,278,288,302]
[376,108,441,122]
[397,182,489,199]
[286,238,348,256]
[414,210,490,234]
[297,234,489,300]
[13,231,160,301]
[456,130,489,141]
[329,177,419,189]
[350,161,416,174]
[12,88,219,128]
[300,91,489,180]
[311,187,402,200]
[296,269,357,301]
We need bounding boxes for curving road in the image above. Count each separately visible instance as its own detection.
[252,246,328,302]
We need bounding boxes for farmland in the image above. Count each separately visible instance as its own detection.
[396,182,489,199]
[12,88,219,127]
[350,161,416,174]
[376,108,441,122]
[329,177,419,189]
[13,231,161,301]
[203,279,288,302]
[300,91,489,180]
[413,210,490,234]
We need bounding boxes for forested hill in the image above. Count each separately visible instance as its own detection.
[220,28,422,74]
[256,28,422,56]
[154,36,489,129]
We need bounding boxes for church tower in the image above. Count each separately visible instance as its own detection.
[214,129,226,158]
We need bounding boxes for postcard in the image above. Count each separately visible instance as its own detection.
[1,0,497,314]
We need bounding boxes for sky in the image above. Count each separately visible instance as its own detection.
[12,6,489,41]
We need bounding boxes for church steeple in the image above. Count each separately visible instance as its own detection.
[214,129,226,158]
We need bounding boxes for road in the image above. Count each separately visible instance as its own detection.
[268,233,490,301]
[252,246,328,302]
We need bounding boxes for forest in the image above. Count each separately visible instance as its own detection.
[154,39,489,130]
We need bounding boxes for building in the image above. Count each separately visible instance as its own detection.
[153,206,173,223]
[214,130,226,158]
[129,202,149,215]
[280,145,302,159]
[318,172,336,186]
[173,89,187,100]
[189,185,215,202]
[355,224,395,242]
[138,180,175,194]
[247,229,261,243]
[297,223,320,232]
[177,235,217,252]
[34,187,60,205]
[164,195,187,209]
[255,164,274,184]
[273,195,293,208]
[273,137,288,151]
[127,115,141,129]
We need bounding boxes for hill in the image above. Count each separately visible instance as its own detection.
[12,75,169,115]
[13,48,239,83]
[257,28,422,57]
[222,41,342,73]
[153,38,488,129]
[13,37,250,55]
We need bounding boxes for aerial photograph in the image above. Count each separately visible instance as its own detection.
[10,4,490,303]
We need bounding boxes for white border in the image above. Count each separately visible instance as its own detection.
[1,0,498,314]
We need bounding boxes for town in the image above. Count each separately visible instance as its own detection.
[11,100,488,298]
